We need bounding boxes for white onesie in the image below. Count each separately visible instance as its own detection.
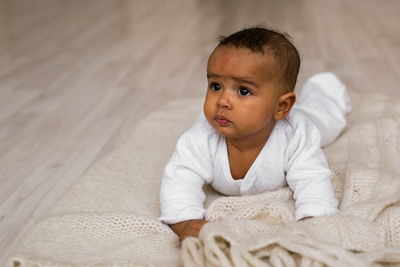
[159,72,351,224]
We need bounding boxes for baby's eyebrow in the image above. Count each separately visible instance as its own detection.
[232,77,259,88]
[207,73,259,88]
[207,73,220,79]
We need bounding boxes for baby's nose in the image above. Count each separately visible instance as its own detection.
[216,91,232,109]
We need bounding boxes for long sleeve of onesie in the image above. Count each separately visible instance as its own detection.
[285,111,339,220]
[159,115,214,224]
[285,72,349,220]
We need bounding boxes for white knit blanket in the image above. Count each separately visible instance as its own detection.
[8,92,400,267]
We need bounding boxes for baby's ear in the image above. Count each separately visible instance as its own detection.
[275,92,296,120]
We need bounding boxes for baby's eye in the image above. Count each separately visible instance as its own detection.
[211,82,222,91]
[238,87,251,96]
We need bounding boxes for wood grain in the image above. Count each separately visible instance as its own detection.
[1,0,399,264]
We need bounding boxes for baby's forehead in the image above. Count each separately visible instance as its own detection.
[208,45,286,90]
[212,44,265,58]
[209,45,280,74]
[212,45,277,63]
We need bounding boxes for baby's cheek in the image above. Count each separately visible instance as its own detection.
[203,103,213,120]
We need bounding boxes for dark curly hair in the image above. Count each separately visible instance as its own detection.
[217,27,300,92]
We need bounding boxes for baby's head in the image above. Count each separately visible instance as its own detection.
[216,27,300,93]
[204,27,300,142]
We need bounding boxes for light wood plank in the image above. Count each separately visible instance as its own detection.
[1,0,399,265]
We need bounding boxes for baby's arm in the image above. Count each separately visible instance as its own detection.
[285,113,339,220]
[159,115,214,242]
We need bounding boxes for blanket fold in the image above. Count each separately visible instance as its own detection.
[8,93,400,266]
[181,92,400,267]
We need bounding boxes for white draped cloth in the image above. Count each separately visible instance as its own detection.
[8,82,400,267]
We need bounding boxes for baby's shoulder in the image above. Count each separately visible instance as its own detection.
[187,113,215,134]
[185,112,218,138]
[281,108,322,150]
[282,108,318,135]
[179,112,219,150]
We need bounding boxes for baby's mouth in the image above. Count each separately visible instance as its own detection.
[215,116,231,126]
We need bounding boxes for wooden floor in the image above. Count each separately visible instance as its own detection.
[0,0,399,264]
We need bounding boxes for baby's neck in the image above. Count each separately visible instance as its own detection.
[226,123,275,180]
[226,135,270,180]
[227,137,267,154]
[226,121,276,153]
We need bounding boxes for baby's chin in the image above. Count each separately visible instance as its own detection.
[213,127,238,139]
[205,116,239,138]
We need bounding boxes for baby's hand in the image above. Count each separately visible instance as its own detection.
[169,219,208,243]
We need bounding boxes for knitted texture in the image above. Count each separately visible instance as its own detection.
[182,92,400,267]
[8,99,205,267]
[8,92,400,266]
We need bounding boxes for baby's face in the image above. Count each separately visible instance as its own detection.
[204,45,284,142]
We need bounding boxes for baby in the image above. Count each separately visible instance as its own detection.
[159,27,351,242]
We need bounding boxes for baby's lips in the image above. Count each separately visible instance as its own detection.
[215,116,230,126]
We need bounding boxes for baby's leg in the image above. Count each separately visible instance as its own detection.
[295,72,351,147]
